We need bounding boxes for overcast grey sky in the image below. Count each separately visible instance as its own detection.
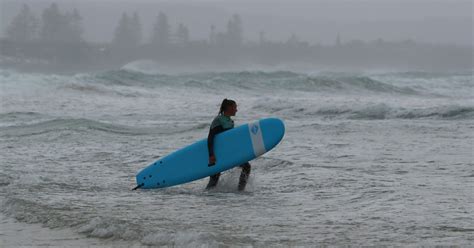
[1,0,472,45]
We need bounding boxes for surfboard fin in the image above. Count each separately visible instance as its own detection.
[132,183,144,190]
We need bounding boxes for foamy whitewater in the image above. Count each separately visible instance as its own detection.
[0,67,473,247]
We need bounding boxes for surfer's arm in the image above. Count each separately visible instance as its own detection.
[207,125,224,157]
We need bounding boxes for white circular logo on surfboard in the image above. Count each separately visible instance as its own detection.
[248,121,266,157]
[251,124,259,135]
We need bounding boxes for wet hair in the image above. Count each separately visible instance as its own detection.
[219,98,236,115]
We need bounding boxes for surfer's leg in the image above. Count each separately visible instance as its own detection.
[238,162,251,191]
[206,173,221,189]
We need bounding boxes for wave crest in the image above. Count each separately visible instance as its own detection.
[0,118,209,137]
[252,101,474,120]
[82,69,421,95]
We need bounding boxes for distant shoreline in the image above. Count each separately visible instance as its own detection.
[1,39,472,75]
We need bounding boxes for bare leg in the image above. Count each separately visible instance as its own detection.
[206,173,221,190]
[238,162,251,191]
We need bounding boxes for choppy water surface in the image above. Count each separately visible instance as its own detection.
[0,68,473,246]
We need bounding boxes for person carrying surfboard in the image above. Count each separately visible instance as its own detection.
[207,98,251,191]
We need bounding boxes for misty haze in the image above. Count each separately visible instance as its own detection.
[0,0,473,247]
[1,0,472,72]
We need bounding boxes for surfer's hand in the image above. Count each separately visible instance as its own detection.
[208,155,216,166]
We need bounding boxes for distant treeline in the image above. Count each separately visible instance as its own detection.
[1,3,472,72]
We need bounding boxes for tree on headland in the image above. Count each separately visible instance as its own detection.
[40,3,83,43]
[113,12,142,48]
[225,14,243,46]
[6,4,39,42]
[213,14,243,47]
[40,3,61,42]
[131,12,142,46]
[151,12,170,47]
[113,13,131,47]
[175,23,189,45]
[66,8,84,42]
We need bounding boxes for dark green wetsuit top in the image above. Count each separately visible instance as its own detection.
[207,115,234,157]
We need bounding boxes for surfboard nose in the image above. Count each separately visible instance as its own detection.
[260,118,285,151]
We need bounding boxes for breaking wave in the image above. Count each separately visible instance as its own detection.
[38,69,422,95]
[3,68,471,97]
[252,102,474,120]
[106,69,421,94]
[0,117,209,137]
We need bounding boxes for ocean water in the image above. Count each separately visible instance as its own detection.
[0,67,473,247]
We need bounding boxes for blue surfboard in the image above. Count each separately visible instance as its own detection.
[135,118,285,189]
